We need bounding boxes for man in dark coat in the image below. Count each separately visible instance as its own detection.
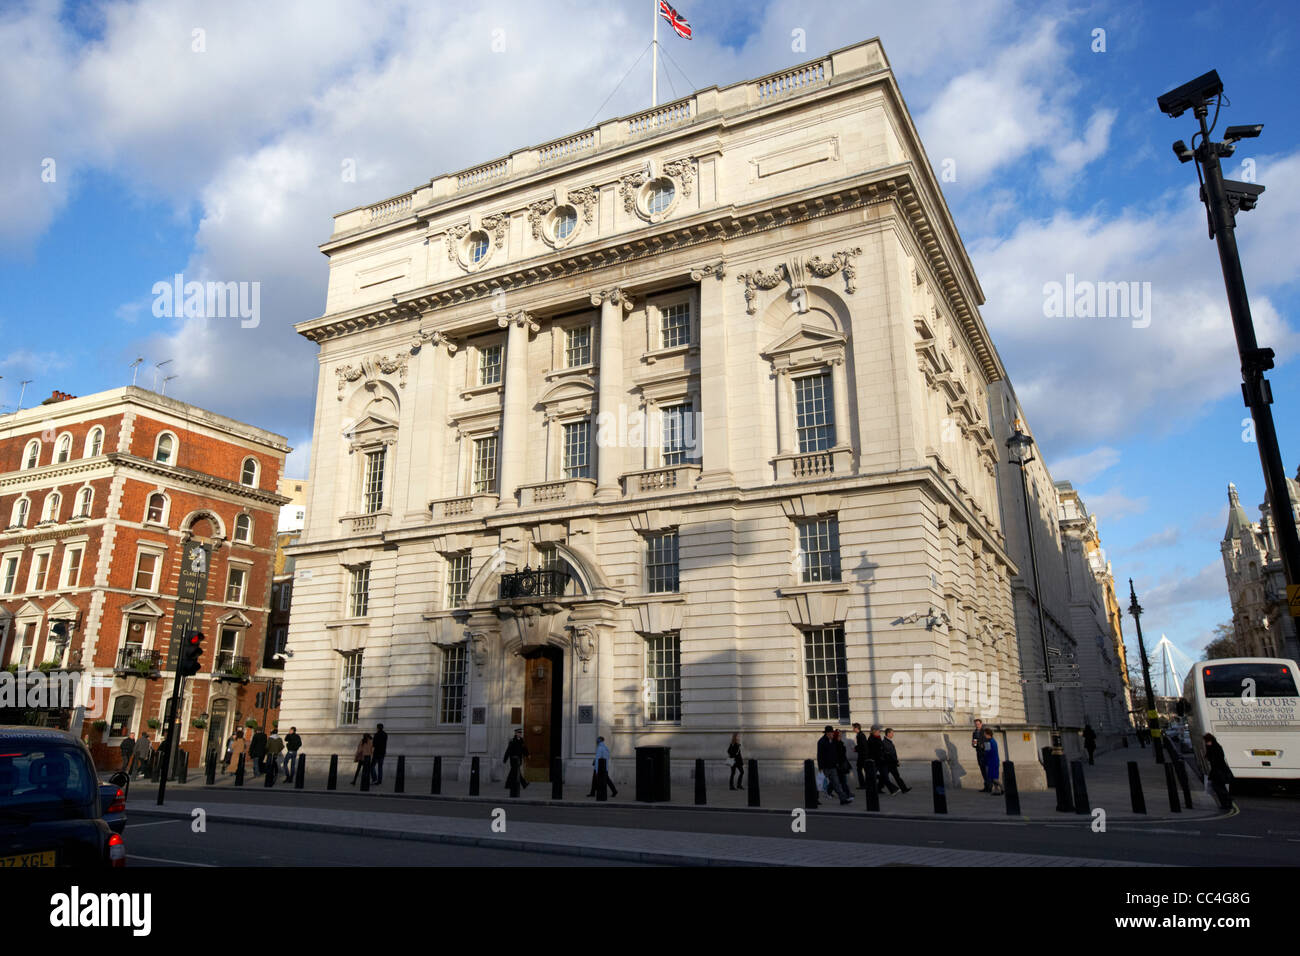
[248,726,268,776]
[867,726,895,793]
[371,723,388,784]
[852,722,871,788]
[817,726,852,804]
[119,732,135,772]
[881,728,910,793]
[283,727,302,782]
[1083,724,1097,765]
[1203,733,1235,810]
[972,719,989,791]
[503,729,529,791]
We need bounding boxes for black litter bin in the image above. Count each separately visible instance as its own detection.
[635,746,671,802]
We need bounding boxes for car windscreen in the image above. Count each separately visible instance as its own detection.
[0,747,96,821]
[1201,663,1300,699]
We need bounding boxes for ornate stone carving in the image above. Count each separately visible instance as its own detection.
[497,310,539,333]
[805,247,863,294]
[736,267,785,315]
[618,168,649,213]
[467,632,488,668]
[527,197,556,240]
[410,328,460,355]
[334,363,365,399]
[480,213,509,249]
[662,157,696,197]
[444,222,471,262]
[591,288,635,311]
[567,186,599,224]
[571,624,597,673]
[689,260,726,282]
[334,353,409,399]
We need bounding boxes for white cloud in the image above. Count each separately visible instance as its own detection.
[1048,445,1120,485]
[1084,487,1149,522]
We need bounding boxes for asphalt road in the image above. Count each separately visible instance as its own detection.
[124,817,652,867]
[127,782,1300,866]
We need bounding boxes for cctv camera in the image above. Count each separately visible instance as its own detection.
[1157,69,1223,118]
[1223,124,1264,143]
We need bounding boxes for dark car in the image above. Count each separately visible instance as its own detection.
[0,726,126,867]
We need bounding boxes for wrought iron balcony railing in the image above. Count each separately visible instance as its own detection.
[498,566,569,600]
[115,647,162,678]
[213,652,252,683]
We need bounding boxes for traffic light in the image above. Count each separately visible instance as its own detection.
[178,631,204,676]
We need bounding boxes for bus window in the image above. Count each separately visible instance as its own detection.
[1202,663,1298,698]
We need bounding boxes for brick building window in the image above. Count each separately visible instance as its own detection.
[77,488,93,518]
[234,514,252,543]
[145,494,166,524]
[133,552,160,592]
[240,457,259,487]
[154,433,176,465]
[86,427,104,458]
[225,567,247,604]
[22,440,40,470]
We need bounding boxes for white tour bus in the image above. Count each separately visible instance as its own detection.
[1182,657,1300,782]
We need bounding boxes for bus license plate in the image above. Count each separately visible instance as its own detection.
[1251,749,1279,757]
[0,850,56,867]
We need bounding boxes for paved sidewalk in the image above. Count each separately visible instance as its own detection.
[131,798,1165,867]
[163,749,1219,823]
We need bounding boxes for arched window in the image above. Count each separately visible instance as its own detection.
[240,457,259,487]
[234,513,252,543]
[146,493,166,525]
[55,434,73,463]
[85,427,104,458]
[11,498,29,528]
[155,433,175,465]
[22,440,40,470]
[77,487,93,518]
[41,492,61,523]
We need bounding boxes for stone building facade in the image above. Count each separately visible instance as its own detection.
[1222,476,1300,660]
[280,39,1070,788]
[0,387,288,766]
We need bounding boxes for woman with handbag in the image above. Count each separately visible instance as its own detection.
[727,733,744,790]
[351,733,374,785]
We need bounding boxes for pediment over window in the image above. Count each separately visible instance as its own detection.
[538,378,596,412]
[13,600,43,621]
[347,413,398,447]
[216,610,253,628]
[122,598,165,619]
[46,597,79,619]
[762,325,847,370]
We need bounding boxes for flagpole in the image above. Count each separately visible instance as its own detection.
[652,0,659,107]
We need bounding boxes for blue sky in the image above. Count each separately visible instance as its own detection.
[1,0,1297,677]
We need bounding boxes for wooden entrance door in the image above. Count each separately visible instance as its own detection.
[523,652,556,778]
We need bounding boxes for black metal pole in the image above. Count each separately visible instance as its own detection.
[431,755,441,795]
[1003,762,1021,816]
[1014,457,1062,754]
[1070,760,1090,815]
[295,755,306,789]
[746,758,760,808]
[469,756,480,796]
[930,760,947,814]
[155,671,186,805]
[862,760,880,812]
[395,755,406,794]
[551,757,562,801]
[1127,761,1147,814]
[1129,581,1164,765]
[694,758,706,805]
[327,754,338,790]
[803,759,819,809]
[1191,104,1300,661]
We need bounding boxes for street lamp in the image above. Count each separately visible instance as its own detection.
[1127,581,1164,765]
[1159,70,1300,662]
[1006,425,1062,755]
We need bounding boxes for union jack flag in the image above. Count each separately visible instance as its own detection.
[658,1,691,39]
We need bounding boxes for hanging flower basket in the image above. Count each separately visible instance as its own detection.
[147,718,161,729]
[191,717,208,729]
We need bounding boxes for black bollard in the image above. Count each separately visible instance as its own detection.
[931,760,947,814]
[1041,746,1057,788]
[395,755,406,794]
[1070,760,1090,814]
[747,758,760,808]
[862,760,880,812]
[1122,736,1130,748]
[1163,762,1181,812]
[803,759,820,809]
[360,756,371,792]
[694,759,706,805]
[1172,758,1193,809]
[1003,762,1021,816]
[327,754,338,791]
[508,759,521,798]
[149,751,161,782]
[1127,761,1146,814]
[295,755,306,789]
[596,758,608,801]
[234,753,245,787]
[1054,754,1075,812]
[431,756,442,795]
[205,752,216,786]
[469,756,480,796]
[551,757,563,801]
[175,750,188,784]
[265,758,276,787]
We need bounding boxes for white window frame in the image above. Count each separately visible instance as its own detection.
[40,491,61,524]
[802,625,850,723]
[362,447,386,514]
[470,434,499,495]
[339,650,363,726]
[61,545,84,589]
[133,547,166,594]
[28,547,54,593]
[561,418,591,479]
[22,440,41,470]
[348,565,370,618]
[233,513,253,543]
[648,290,696,353]
[144,492,168,526]
[797,515,842,584]
[76,487,93,518]
[85,427,104,458]
[11,497,30,529]
[477,342,504,387]
[1,552,21,595]
[154,432,178,465]
[792,368,837,453]
[240,457,259,488]
[644,632,682,722]
[225,564,250,605]
[445,552,471,609]
[55,433,73,464]
[438,645,467,724]
[564,324,592,369]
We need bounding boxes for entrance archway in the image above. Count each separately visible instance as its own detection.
[521,646,563,780]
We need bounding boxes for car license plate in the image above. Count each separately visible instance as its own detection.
[1251,749,1279,757]
[0,850,56,867]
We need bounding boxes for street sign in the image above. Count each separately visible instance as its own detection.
[177,542,212,604]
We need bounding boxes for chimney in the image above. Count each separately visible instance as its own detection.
[40,390,77,405]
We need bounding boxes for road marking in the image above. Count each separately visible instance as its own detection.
[129,855,215,867]
[1216,833,1262,839]
[127,820,182,828]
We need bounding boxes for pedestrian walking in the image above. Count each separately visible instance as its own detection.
[587,736,618,797]
[284,727,302,781]
[727,733,744,790]
[1203,733,1235,810]
[130,732,153,777]
[248,725,267,776]
[371,723,388,785]
[833,729,855,794]
[228,730,247,776]
[972,718,989,791]
[351,733,374,785]
[852,722,871,788]
[504,729,530,791]
[881,728,911,793]
[865,725,896,793]
[266,730,285,779]
[817,726,853,804]
[118,732,135,772]
[1083,723,1097,765]
[982,727,1002,795]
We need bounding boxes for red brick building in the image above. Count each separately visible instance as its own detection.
[0,387,289,768]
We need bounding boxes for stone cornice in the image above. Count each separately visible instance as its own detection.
[104,454,293,508]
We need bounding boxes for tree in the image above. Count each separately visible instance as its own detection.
[1203,622,1241,660]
